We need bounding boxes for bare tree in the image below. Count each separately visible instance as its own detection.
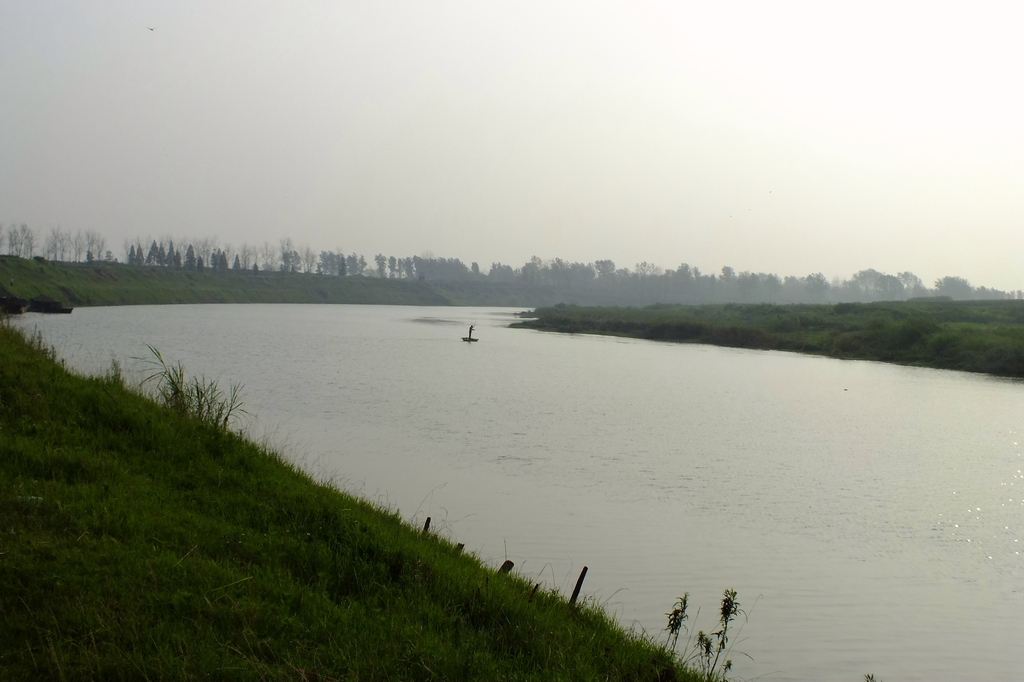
[301,244,316,274]
[57,228,70,261]
[7,224,20,255]
[19,224,35,257]
[239,243,255,270]
[71,230,85,262]
[91,233,106,262]
[83,230,102,261]
[45,227,60,260]
[195,237,216,266]
[260,241,278,272]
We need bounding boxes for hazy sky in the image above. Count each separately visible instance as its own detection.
[2,1,1022,289]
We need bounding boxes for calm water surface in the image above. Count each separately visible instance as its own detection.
[19,304,1024,682]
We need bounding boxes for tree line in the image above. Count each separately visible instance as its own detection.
[1,222,1020,303]
[2,223,111,263]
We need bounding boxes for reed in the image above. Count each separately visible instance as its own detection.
[140,345,245,429]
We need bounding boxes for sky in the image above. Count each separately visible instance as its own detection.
[1,1,1022,290]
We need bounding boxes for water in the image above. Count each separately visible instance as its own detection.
[18,304,1024,681]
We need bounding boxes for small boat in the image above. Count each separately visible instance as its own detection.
[461,325,478,342]
[27,295,73,314]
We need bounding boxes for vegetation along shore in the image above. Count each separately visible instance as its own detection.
[0,320,714,681]
[3,255,1021,378]
[516,301,1024,378]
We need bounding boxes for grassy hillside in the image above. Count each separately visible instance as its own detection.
[0,321,695,681]
[517,300,1024,378]
[0,256,566,308]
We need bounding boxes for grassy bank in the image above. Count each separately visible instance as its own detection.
[0,256,566,308]
[0,322,694,680]
[516,301,1024,378]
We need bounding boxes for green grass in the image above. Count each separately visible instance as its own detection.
[516,300,1024,378]
[0,321,696,681]
[0,256,564,308]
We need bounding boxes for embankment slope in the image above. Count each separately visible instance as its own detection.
[0,322,690,681]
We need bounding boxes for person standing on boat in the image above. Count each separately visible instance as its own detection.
[467,325,474,340]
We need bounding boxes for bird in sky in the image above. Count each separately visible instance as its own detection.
[147,26,156,31]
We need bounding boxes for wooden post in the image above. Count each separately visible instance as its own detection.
[569,566,588,605]
[422,517,431,533]
[456,543,464,553]
[499,559,514,574]
[528,583,540,603]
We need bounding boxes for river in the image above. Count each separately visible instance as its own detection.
[17,304,1024,681]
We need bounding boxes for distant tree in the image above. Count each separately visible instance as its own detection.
[184,244,196,269]
[279,238,297,272]
[260,241,278,272]
[488,262,516,282]
[83,231,102,261]
[403,257,414,279]
[278,239,301,272]
[71,230,85,262]
[373,254,386,278]
[737,271,761,300]
[19,224,35,257]
[232,254,241,270]
[44,227,61,260]
[803,272,829,301]
[6,224,19,255]
[898,271,926,297]
[128,245,137,266]
[934,276,973,299]
[594,260,616,279]
[345,253,360,276]
[520,256,542,284]
[388,256,398,278]
[301,245,316,274]
[56,228,70,261]
[195,238,216,266]
[673,263,694,286]
[196,256,204,271]
[315,250,344,276]
[239,243,255,270]
[635,261,659,278]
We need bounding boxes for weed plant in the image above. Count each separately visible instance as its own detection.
[665,590,749,682]
[141,345,244,429]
